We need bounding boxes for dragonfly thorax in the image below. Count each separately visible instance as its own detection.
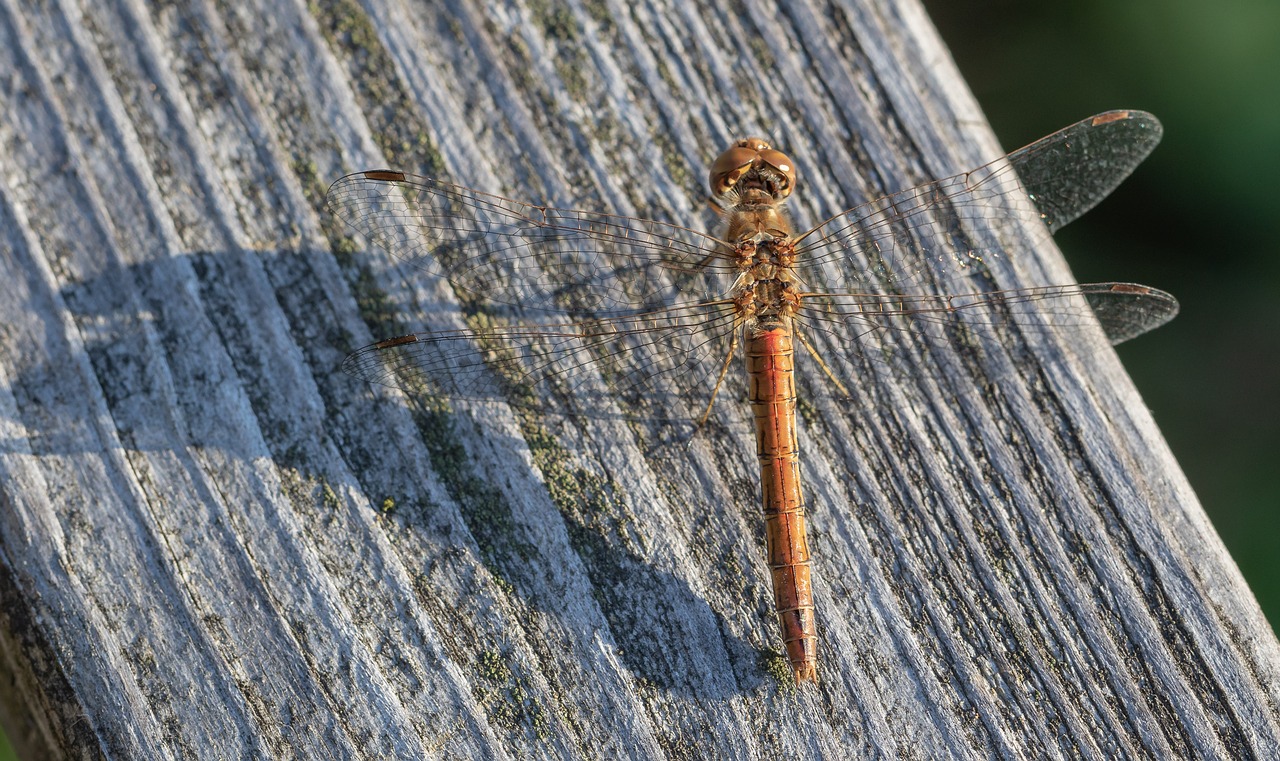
[732,270,803,333]
[727,226,802,334]
[731,234,798,272]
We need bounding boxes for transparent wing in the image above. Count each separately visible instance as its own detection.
[790,281,1177,401]
[342,302,742,421]
[792,111,1165,311]
[325,171,736,314]
[800,281,1177,347]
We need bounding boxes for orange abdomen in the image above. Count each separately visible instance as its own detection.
[746,326,818,683]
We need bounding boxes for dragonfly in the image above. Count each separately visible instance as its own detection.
[325,110,1178,685]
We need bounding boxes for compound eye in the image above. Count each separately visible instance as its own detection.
[708,145,759,195]
[758,148,797,195]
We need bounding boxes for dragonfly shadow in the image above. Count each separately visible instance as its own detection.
[3,246,369,460]
[5,250,246,457]
[7,246,776,694]
[392,406,767,697]
[548,521,759,697]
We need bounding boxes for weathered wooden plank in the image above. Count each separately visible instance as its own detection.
[0,0,1276,758]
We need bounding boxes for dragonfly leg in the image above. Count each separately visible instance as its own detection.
[695,327,740,431]
[793,328,851,398]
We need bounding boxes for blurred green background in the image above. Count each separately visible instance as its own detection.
[926,0,1280,632]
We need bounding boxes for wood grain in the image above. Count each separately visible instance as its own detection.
[0,0,1276,758]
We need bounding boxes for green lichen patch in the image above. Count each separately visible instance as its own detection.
[760,648,798,696]
[408,400,534,570]
[796,393,820,431]
[473,648,553,741]
[529,0,579,42]
[276,466,346,524]
[581,0,615,34]
[309,0,447,176]
[322,481,342,511]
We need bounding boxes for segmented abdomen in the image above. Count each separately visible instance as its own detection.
[746,326,818,683]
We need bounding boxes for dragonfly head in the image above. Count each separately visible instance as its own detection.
[709,137,796,205]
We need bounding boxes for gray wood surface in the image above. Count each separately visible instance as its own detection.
[0,0,1276,758]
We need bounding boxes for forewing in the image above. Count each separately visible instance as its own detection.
[792,111,1164,297]
[1010,110,1162,232]
[342,302,742,421]
[325,170,734,314]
